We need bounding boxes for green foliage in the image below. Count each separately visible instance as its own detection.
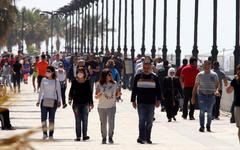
[26,45,39,56]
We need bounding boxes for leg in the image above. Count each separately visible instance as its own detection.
[238,127,240,143]
[108,107,116,138]
[0,108,11,128]
[6,76,12,90]
[73,104,82,138]
[146,105,155,141]
[165,99,172,120]
[82,104,89,137]
[98,108,107,138]
[13,75,17,91]
[41,103,48,135]
[61,86,66,106]
[137,104,147,140]
[32,76,36,90]
[48,102,57,137]
[16,75,21,91]
[182,88,189,118]
[198,95,207,128]
[206,96,216,128]
[213,90,222,119]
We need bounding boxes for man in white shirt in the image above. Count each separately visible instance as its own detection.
[51,54,62,69]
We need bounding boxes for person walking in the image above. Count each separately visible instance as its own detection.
[211,61,228,120]
[12,56,22,93]
[32,56,39,92]
[36,55,49,91]
[1,59,13,91]
[180,57,200,120]
[131,59,161,144]
[163,68,183,122]
[95,69,121,144]
[191,60,219,132]
[57,63,68,108]
[68,56,79,83]
[36,66,62,140]
[68,67,93,141]
[226,64,240,142]
[23,58,30,84]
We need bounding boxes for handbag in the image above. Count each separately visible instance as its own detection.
[42,80,57,108]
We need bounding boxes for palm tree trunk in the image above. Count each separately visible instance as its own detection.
[56,35,60,52]
[45,38,49,52]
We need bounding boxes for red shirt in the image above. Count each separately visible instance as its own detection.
[181,64,200,88]
[37,60,49,76]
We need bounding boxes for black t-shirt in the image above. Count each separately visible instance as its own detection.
[115,58,123,76]
[85,60,99,76]
[231,79,240,106]
[13,62,22,75]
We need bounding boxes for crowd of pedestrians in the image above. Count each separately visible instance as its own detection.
[1,49,240,144]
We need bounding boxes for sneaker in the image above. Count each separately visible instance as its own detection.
[146,139,152,144]
[83,136,90,141]
[199,127,205,132]
[62,104,67,109]
[74,138,81,141]
[102,138,107,144]
[173,117,176,121]
[190,117,195,120]
[168,119,172,122]
[49,136,54,140]
[109,138,114,144]
[43,134,48,140]
[182,115,187,119]
[206,126,211,132]
[137,138,145,144]
[215,117,220,120]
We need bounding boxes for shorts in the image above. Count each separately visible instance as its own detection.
[234,106,240,127]
[33,71,38,78]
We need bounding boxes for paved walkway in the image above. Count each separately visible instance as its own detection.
[0,80,239,150]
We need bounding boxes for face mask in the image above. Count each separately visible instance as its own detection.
[46,72,51,77]
[77,73,84,79]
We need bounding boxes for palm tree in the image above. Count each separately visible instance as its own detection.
[0,0,17,48]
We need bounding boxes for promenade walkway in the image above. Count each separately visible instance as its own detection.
[0,81,239,150]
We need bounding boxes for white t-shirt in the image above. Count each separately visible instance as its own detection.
[52,60,62,69]
[96,82,118,108]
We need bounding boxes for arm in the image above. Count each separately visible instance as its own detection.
[56,80,62,107]
[226,85,234,94]
[65,71,67,87]
[87,80,94,109]
[191,83,199,105]
[155,77,161,108]
[223,77,228,87]
[131,75,138,109]
[37,79,44,106]
[180,74,184,84]
[95,87,102,99]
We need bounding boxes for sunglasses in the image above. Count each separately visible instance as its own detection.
[107,73,112,76]
[46,70,51,73]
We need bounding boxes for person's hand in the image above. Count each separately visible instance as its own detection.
[155,101,160,108]
[68,100,72,105]
[13,72,16,75]
[116,92,122,98]
[95,92,102,99]
[36,102,39,107]
[215,90,220,97]
[191,97,195,105]
[234,75,239,80]
[89,104,94,109]
[132,102,137,109]
[57,101,61,108]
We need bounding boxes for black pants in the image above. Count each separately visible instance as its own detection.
[13,74,21,90]
[212,90,222,118]
[60,82,66,105]
[165,98,179,119]
[0,107,12,129]
[182,87,195,118]
[37,76,44,87]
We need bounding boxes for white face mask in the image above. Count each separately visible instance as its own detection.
[77,73,84,79]
[46,72,51,77]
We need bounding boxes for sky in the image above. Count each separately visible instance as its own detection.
[14,0,236,59]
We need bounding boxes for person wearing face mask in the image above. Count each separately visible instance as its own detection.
[12,56,23,93]
[57,63,68,109]
[1,59,13,91]
[68,67,93,142]
[36,66,62,140]
[163,68,183,122]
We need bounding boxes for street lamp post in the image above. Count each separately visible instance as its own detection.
[21,10,24,53]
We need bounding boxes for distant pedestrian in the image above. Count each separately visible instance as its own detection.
[211,61,228,120]
[36,55,49,91]
[57,63,68,108]
[180,57,200,120]
[1,59,13,91]
[23,58,30,84]
[69,67,93,141]
[131,59,161,144]
[191,60,219,132]
[12,56,22,93]
[226,64,240,142]
[163,68,183,122]
[32,56,39,92]
[95,69,121,144]
[36,66,62,140]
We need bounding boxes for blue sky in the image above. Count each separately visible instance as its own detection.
[15,0,235,58]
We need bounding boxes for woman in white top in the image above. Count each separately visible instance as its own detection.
[95,69,121,144]
[57,63,67,108]
[36,66,62,140]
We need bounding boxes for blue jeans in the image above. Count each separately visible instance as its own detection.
[90,76,96,92]
[72,104,89,138]
[198,94,216,127]
[123,74,131,89]
[2,75,12,89]
[137,104,155,140]
[41,101,58,136]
